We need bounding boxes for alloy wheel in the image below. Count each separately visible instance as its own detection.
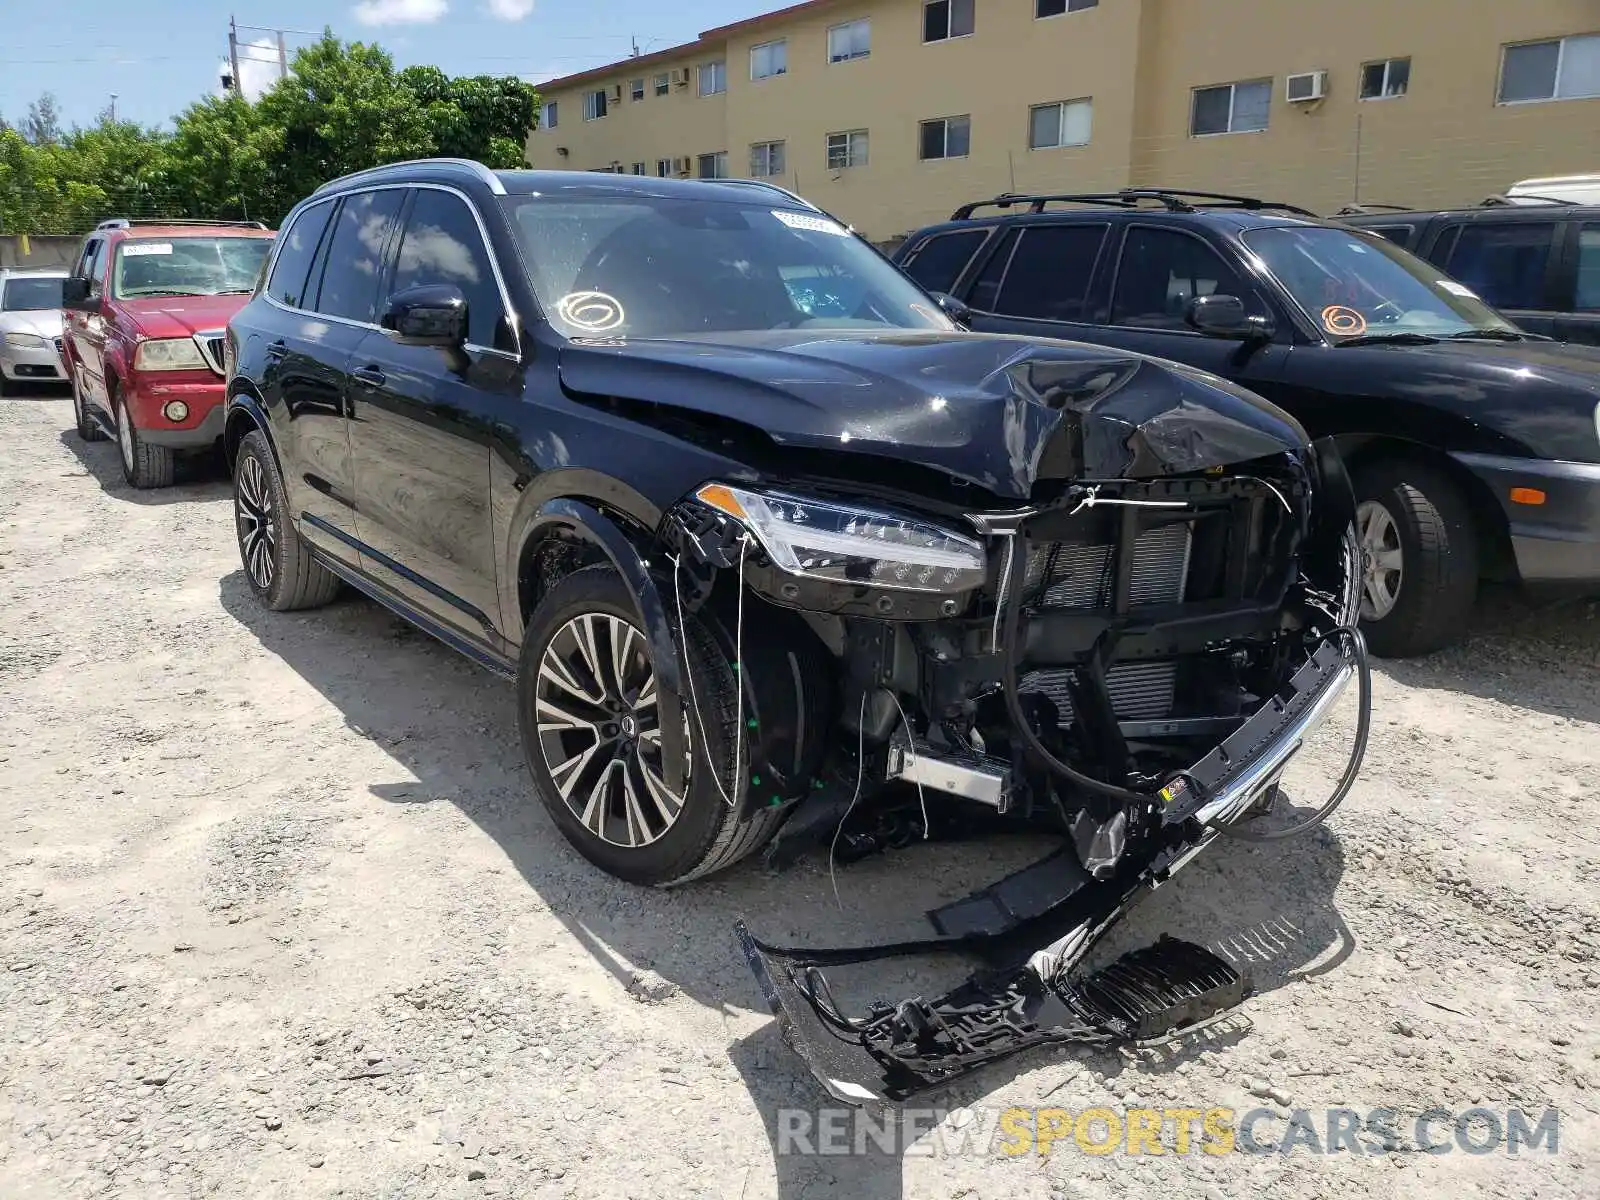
[1356,499,1403,620]
[116,402,135,474]
[235,454,277,591]
[534,612,690,849]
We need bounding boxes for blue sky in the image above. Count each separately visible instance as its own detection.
[2,0,762,132]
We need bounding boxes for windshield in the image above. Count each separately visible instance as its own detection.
[2,276,65,311]
[112,237,274,299]
[1241,225,1518,341]
[502,194,953,338]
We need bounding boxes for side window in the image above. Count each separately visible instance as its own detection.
[267,200,335,309]
[389,189,509,350]
[1575,224,1600,312]
[1444,222,1557,311]
[313,189,406,325]
[1366,224,1414,246]
[901,229,988,294]
[992,224,1108,321]
[1111,227,1259,330]
[967,228,1020,312]
[78,239,105,297]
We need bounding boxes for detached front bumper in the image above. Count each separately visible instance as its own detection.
[1453,452,1600,586]
[739,635,1360,1104]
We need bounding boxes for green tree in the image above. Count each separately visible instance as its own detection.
[24,93,64,146]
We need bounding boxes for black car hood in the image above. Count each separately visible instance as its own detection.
[557,330,1309,500]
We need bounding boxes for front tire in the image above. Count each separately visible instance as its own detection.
[1352,459,1479,657]
[115,390,175,489]
[233,430,341,611]
[517,565,784,887]
[73,371,107,441]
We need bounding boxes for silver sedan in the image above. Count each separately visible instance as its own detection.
[0,269,69,393]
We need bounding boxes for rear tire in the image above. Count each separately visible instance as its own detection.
[517,565,785,887]
[1351,459,1478,658]
[115,388,175,489]
[233,430,341,612]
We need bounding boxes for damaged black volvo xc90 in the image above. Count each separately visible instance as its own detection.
[225,161,1370,1100]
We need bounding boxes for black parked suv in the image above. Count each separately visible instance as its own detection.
[224,160,1365,910]
[1338,198,1600,346]
[895,189,1600,657]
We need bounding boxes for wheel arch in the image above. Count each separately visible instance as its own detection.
[223,384,272,474]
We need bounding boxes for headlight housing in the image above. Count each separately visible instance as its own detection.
[4,332,47,349]
[694,483,987,593]
[133,337,207,371]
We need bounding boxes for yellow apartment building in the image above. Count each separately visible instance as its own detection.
[524,0,1600,243]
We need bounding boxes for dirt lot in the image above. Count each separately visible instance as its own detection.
[3,390,1599,1200]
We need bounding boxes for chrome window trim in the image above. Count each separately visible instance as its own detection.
[259,181,522,362]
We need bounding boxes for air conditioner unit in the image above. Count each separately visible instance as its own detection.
[606,84,623,103]
[670,68,690,87]
[1285,71,1327,103]
[673,156,692,175]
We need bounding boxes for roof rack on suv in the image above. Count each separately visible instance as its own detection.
[1479,192,1576,207]
[949,188,1318,221]
[1332,203,1413,216]
[94,217,269,231]
[313,157,508,197]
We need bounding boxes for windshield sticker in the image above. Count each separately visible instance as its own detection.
[1437,280,1478,299]
[1320,305,1367,337]
[772,210,849,237]
[554,290,625,333]
[122,243,174,257]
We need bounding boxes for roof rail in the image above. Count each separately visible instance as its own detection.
[1480,192,1576,207]
[1332,203,1413,216]
[313,157,508,197]
[95,217,269,230]
[95,218,131,231]
[950,188,1318,221]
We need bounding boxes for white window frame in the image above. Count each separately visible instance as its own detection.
[827,19,871,64]
[1190,79,1271,136]
[629,78,645,101]
[629,162,646,175]
[697,151,729,179]
[541,100,558,129]
[826,129,869,169]
[1359,57,1411,101]
[1035,0,1098,19]
[655,158,672,177]
[1028,98,1093,149]
[1498,33,1600,105]
[582,90,608,121]
[918,115,970,161]
[750,140,786,177]
[654,73,670,96]
[697,60,727,96]
[751,38,788,81]
[923,0,974,44]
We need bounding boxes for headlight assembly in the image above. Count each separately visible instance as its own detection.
[694,483,987,593]
[133,337,207,371]
[4,332,47,349]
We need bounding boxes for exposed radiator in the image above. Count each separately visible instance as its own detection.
[1020,523,1192,725]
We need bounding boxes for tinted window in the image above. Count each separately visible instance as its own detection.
[1364,224,1415,246]
[993,224,1107,321]
[267,200,334,308]
[79,239,105,297]
[1112,227,1257,329]
[967,228,1019,312]
[314,189,405,324]
[902,230,987,293]
[1445,222,1556,310]
[2,276,65,311]
[1577,224,1600,311]
[390,189,508,349]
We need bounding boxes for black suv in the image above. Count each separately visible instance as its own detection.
[1338,198,1600,346]
[895,189,1600,657]
[224,160,1363,909]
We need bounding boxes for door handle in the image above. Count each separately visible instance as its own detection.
[352,366,386,387]
[263,339,287,363]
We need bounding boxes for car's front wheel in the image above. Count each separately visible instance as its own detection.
[72,371,107,442]
[517,565,784,887]
[115,389,175,488]
[233,430,341,611]
[1351,459,1479,657]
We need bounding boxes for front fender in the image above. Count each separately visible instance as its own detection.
[523,498,690,793]
[223,387,270,471]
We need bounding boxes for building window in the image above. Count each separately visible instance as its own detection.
[751,39,787,80]
[582,90,608,120]
[923,0,973,43]
[750,140,786,177]
[654,72,670,96]
[655,158,672,177]
[698,60,727,96]
[826,129,869,169]
[919,115,970,160]
[629,78,645,101]
[1036,0,1097,17]
[1190,79,1271,135]
[629,162,646,175]
[697,151,729,179]
[1028,98,1093,149]
[828,19,871,63]
[1359,57,1411,100]
[1499,33,1600,103]
[541,100,558,129]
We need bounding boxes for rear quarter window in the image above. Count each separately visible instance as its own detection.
[901,229,988,293]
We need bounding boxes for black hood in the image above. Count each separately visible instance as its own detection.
[557,330,1310,500]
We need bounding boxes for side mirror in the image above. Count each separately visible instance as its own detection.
[381,284,468,348]
[1185,294,1274,340]
[60,277,94,310]
[930,291,972,328]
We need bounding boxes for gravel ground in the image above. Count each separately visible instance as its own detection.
[2,390,1598,1199]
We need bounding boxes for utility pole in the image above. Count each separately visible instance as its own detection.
[630,36,640,57]
[109,94,117,122]
[228,16,242,93]
[277,31,288,81]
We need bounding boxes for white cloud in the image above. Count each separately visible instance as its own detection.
[214,37,283,101]
[353,0,449,26]
[487,0,535,18]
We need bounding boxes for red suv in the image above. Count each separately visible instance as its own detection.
[62,219,276,488]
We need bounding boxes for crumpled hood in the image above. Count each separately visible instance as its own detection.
[0,309,63,340]
[122,295,248,340]
[557,329,1309,499]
